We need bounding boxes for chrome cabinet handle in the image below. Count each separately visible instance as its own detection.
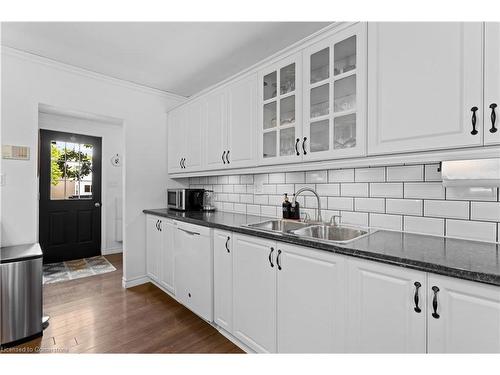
[222,151,226,164]
[413,281,422,313]
[268,247,274,268]
[277,249,282,270]
[225,236,230,253]
[431,286,440,319]
[490,103,498,133]
[178,227,200,236]
[470,106,479,135]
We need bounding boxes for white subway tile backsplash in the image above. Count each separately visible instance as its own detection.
[269,173,286,184]
[424,200,469,219]
[424,164,442,181]
[328,197,354,211]
[370,183,403,198]
[405,182,445,199]
[306,170,328,183]
[446,187,498,202]
[189,162,499,244]
[355,167,385,182]
[341,183,369,197]
[329,169,354,183]
[446,220,497,243]
[470,202,500,222]
[369,213,402,231]
[386,199,422,216]
[354,198,385,213]
[404,216,445,236]
[341,211,369,226]
[316,184,340,197]
[246,204,260,216]
[387,165,423,182]
[286,172,305,183]
[254,195,268,205]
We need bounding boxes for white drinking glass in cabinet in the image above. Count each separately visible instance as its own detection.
[303,23,366,160]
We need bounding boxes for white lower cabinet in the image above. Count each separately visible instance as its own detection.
[146,215,162,282]
[146,215,175,293]
[213,229,233,333]
[427,274,500,353]
[346,258,427,353]
[173,221,213,322]
[232,234,277,353]
[277,243,346,353]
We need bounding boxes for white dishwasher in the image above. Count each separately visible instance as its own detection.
[173,220,213,322]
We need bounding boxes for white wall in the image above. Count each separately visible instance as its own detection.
[0,47,185,286]
[38,111,124,253]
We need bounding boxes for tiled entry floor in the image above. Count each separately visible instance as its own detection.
[43,256,116,284]
[4,254,243,353]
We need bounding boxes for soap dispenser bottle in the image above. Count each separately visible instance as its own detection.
[290,193,300,220]
[282,193,292,219]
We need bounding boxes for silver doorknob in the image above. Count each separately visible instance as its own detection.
[95,202,101,207]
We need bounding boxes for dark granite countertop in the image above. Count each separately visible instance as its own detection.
[143,208,500,287]
[0,243,43,264]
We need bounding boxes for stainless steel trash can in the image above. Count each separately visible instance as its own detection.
[0,243,43,348]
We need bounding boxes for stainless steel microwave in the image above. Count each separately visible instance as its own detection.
[167,189,204,211]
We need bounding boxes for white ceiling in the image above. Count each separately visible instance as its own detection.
[1,22,332,97]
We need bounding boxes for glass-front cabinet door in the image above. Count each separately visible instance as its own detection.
[303,23,366,160]
[259,53,302,164]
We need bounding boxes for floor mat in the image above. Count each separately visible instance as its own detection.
[43,256,116,284]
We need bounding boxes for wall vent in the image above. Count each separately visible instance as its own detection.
[2,145,30,160]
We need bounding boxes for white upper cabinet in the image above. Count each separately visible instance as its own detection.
[204,89,227,169]
[484,22,500,145]
[302,23,366,161]
[167,105,186,173]
[427,274,500,353]
[346,258,427,353]
[226,74,258,168]
[367,22,484,155]
[258,53,303,165]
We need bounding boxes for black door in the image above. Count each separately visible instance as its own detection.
[39,130,102,263]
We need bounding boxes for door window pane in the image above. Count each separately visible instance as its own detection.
[310,120,330,152]
[334,75,356,112]
[263,101,277,129]
[280,127,296,156]
[334,35,356,75]
[263,71,277,100]
[334,114,356,149]
[263,131,277,158]
[310,83,329,118]
[310,47,329,84]
[280,95,295,126]
[280,63,296,95]
[50,141,93,200]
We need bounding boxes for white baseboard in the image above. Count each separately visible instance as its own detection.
[102,247,123,255]
[121,275,149,289]
[215,326,252,353]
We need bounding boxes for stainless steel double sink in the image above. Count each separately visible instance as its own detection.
[244,219,373,244]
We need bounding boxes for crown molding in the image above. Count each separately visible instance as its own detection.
[0,45,187,102]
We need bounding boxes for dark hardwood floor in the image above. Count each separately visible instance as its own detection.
[2,254,244,354]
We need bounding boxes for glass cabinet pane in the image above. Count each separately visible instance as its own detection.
[263,101,277,129]
[334,75,356,112]
[280,127,295,156]
[280,63,296,95]
[310,120,330,152]
[263,131,277,158]
[310,47,329,84]
[334,114,356,149]
[280,95,295,125]
[263,71,277,100]
[310,83,329,118]
[334,35,356,75]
